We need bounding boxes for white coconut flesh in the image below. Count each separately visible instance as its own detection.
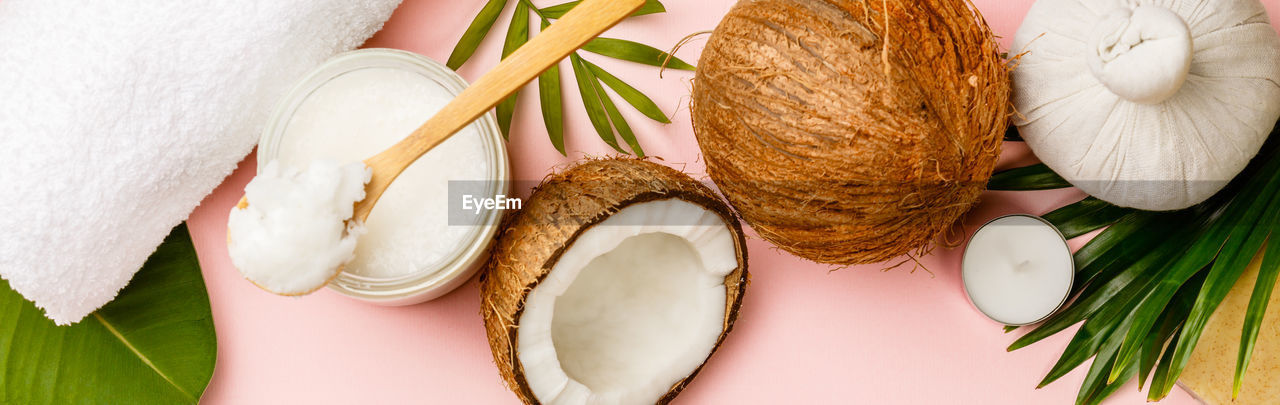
[517,199,739,405]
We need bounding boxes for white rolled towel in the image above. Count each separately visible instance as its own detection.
[0,0,402,324]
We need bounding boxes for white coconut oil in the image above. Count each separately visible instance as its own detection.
[274,65,492,280]
[227,159,371,295]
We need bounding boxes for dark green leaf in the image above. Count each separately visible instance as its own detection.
[1158,154,1280,396]
[1106,213,1229,383]
[496,2,532,138]
[1010,213,1184,352]
[1015,231,1192,355]
[592,76,644,156]
[1013,214,1167,346]
[583,60,670,123]
[533,19,566,155]
[540,0,666,19]
[1073,313,1135,405]
[634,0,669,15]
[453,0,679,152]
[1036,315,1120,388]
[537,0,575,17]
[1008,120,1280,404]
[1138,270,1204,390]
[447,0,509,70]
[500,3,530,70]
[987,163,1072,190]
[583,37,696,71]
[1236,234,1280,397]
[1138,324,1168,391]
[0,225,215,404]
[570,54,625,153]
[1032,232,1194,387]
[1071,212,1159,289]
[1084,358,1136,405]
[1042,197,1133,239]
[538,66,566,154]
[1148,323,1186,401]
[1033,265,1162,387]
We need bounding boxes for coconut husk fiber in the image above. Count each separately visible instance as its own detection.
[691,0,1009,265]
[479,158,748,404]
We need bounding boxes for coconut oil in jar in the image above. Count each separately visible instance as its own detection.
[259,49,509,304]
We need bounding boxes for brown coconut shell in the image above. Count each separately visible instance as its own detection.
[480,158,749,404]
[691,0,1010,265]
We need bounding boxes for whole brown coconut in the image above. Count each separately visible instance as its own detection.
[691,0,1009,264]
[481,158,748,404]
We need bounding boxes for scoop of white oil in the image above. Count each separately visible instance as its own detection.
[227,159,371,295]
[276,67,491,280]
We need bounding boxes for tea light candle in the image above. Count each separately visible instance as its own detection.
[962,215,1073,325]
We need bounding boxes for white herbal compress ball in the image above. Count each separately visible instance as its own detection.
[1012,0,1280,210]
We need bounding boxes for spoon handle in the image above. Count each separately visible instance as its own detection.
[356,0,647,221]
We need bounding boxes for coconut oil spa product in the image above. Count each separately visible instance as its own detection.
[257,48,509,304]
[228,159,371,296]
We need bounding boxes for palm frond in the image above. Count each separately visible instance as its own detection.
[1002,120,1280,403]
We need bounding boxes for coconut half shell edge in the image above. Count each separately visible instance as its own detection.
[480,158,749,404]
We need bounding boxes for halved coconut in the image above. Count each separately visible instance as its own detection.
[481,158,748,405]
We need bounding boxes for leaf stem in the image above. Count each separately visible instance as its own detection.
[518,0,552,23]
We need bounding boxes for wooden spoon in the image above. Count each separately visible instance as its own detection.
[235,0,646,223]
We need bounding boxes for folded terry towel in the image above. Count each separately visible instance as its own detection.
[0,0,402,324]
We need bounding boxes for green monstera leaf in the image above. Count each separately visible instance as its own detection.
[0,224,216,404]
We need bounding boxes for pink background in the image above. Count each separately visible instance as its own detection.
[187,0,1280,403]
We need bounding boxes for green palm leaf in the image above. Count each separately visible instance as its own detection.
[1106,213,1232,383]
[1156,174,1280,398]
[1148,322,1185,401]
[570,54,624,154]
[1042,197,1134,239]
[1085,357,1137,405]
[1008,212,1189,352]
[582,38,696,71]
[0,224,216,404]
[534,19,566,154]
[1138,270,1204,390]
[1006,121,1280,404]
[1236,236,1280,397]
[447,0,508,70]
[987,163,1071,190]
[590,73,645,156]
[539,0,666,18]
[496,1,531,138]
[1030,245,1180,387]
[1070,212,1160,291]
[583,59,670,123]
[448,0,688,155]
[1075,312,1138,405]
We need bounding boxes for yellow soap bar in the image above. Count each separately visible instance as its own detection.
[1181,249,1280,404]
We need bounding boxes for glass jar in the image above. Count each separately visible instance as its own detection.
[258,48,509,304]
